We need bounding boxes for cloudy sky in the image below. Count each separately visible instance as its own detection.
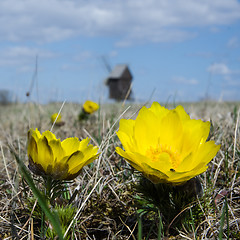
[1,0,240,103]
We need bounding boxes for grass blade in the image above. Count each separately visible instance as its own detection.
[219,196,228,240]
[158,210,163,240]
[137,213,142,240]
[10,148,64,240]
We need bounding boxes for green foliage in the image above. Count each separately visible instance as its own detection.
[46,205,77,240]
[25,184,77,239]
[233,105,238,123]
[78,110,89,121]
[134,176,203,237]
[219,196,229,240]
[10,148,64,240]
[43,177,72,205]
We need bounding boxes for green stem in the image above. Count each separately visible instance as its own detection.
[189,208,196,239]
[45,176,52,200]
[138,213,142,240]
[158,210,163,240]
[40,208,45,239]
[41,176,52,237]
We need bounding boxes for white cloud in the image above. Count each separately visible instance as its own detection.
[209,27,221,33]
[116,29,197,47]
[227,37,239,48]
[109,50,118,57]
[73,51,92,62]
[0,46,55,68]
[222,75,240,86]
[207,63,231,75]
[0,0,239,44]
[172,76,198,85]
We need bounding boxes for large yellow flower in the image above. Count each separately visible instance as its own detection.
[27,129,99,180]
[83,100,99,114]
[116,102,220,184]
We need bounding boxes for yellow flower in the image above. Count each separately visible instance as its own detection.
[51,113,62,124]
[83,100,99,114]
[27,128,99,180]
[116,102,220,184]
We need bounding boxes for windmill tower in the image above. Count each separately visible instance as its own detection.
[105,64,133,101]
[101,56,133,101]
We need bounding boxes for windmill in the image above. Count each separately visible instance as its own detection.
[101,56,133,101]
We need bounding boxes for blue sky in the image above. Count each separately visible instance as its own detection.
[1,0,240,103]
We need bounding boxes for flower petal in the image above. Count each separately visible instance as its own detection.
[27,133,38,164]
[115,147,145,172]
[62,137,80,155]
[180,120,210,156]
[42,130,57,141]
[119,119,135,136]
[48,139,65,164]
[175,105,190,121]
[134,106,159,153]
[147,152,173,175]
[67,145,99,174]
[117,119,135,151]
[141,163,169,183]
[78,138,91,151]
[158,110,183,149]
[149,102,169,121]
[66,151,84,173]
[37,136,54,173]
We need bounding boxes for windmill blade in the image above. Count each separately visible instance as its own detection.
[101,55,112,73]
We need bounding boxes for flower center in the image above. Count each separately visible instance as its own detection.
[146,144,181,170]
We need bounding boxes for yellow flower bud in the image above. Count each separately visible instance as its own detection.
[27,128,99,180]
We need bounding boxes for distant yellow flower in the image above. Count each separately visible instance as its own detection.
[51,113,62,124]
[83,100,99,114]
[27,129,99,180]
[116,102,220,184]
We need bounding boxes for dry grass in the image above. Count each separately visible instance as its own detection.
[0,100,240,239]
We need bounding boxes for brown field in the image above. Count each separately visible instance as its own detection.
[0,101,239,239]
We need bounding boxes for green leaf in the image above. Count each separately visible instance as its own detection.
[219,196,229,240]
